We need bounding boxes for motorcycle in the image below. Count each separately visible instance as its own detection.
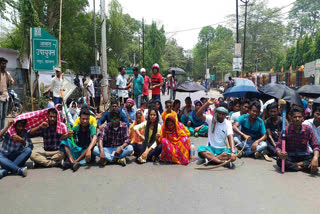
[8,89,23,117]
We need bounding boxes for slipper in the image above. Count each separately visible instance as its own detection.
[261,151,272,162]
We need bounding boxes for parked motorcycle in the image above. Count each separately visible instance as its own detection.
[8,89,23,117]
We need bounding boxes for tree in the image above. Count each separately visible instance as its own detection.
[293,37,304,68]
[162,38,187,72]
[284,46,295,70]
[288,0,320,40]
[314,32,320,60]
[144,22,166,76]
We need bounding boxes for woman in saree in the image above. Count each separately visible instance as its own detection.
[186,100,208,137]
[134,107,162,163]
[160,113,191,165]
[129,110,145,156]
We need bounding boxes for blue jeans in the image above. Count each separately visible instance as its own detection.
[169,89,176,100]
[0,147,32,174]
[152,94,161,101]
[134,94,142,109]
[92,145,133,162]
[234,136,267,156]
[53,97,63,106]
[0,101,8,130]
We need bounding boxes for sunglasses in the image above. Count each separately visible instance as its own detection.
[110,118,120,122]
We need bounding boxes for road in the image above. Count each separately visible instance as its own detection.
[0,89,319,214]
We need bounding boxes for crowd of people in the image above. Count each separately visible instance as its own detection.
[0,57,319,179]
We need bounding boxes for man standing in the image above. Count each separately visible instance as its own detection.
[94,74,102,114]
[196,98,236,168]
[74,74,80,88]
[169,70,177,101]
[0,57,14,130]
[233,101,269,160]
[86,74,95,110]
[141,68,150,103]
[93,109,133,166]
[133,67,144,109]
[50,67,63,105]
[116,67,129,105]
[277,106,319,173]
[150,63,163,101]
[29,108,70,167]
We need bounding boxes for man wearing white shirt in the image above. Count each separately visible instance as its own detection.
[196,98,236,168]
[303,105,320,142]
[50,68,63,105]
[86,74,95,110]
[116,67,129,105]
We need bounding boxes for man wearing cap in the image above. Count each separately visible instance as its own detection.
[0,57,14,130]
[150,63,163,101]
[133,67,144,109]
[50,67,63,105]
[141,68,150,103]
[120,98,136,127]
[196,98,236,168]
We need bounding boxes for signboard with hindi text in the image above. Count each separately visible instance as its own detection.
[32,27,58,71]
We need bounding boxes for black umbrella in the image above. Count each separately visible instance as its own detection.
[259,83,303,106]
[168,67,186,75]
[313,97,320,104]
[176,81,206,93]
[297,85,320,98]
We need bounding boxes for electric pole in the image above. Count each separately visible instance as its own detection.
[241,0,249,77]
[142,18,145,68]
[94,0,97,68]
[101,0,108,102]
[236,0,239,43]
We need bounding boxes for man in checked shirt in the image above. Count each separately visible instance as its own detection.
[276,105,319,174]
[93,108,133,166]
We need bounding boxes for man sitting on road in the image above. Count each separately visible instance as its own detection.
[196,98,236,168]
[0,119,32,178]
[162,100,177,121]
[29,108,70,168]
[230,98,250,123]
[233,101,270,161]
[97,98,129,130]
[93,109,133,167]
[73,104,97,128]
[303,104,320,143]
[276,105,319,173]
[120,98,136,127]
[60,108,97,172]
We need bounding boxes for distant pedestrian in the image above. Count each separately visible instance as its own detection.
[94,74,102,113]
[50,67,63,106]
[74,74,80,88]
[86,74,95,111]
[141,68,150,103]
[116,67,129,105]
[133,67,144,109]
[150,63,163,101]
[169,70,177,100]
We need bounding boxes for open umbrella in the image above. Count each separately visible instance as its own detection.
[168,67,185,75]
[176,81,206,93]
[259,83,303,106]
[223,78,259,97]
[313,97,320,104]
[297,85,320,98]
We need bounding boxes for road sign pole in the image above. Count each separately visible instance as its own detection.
[30,28,34,111]
[59,0,63,68]
[101,0,109,108]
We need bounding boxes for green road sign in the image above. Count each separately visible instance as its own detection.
[32,27,58,71]
[210,75,215,81]
[126,67,133,75]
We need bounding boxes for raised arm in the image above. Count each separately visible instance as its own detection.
[196,98,216,121]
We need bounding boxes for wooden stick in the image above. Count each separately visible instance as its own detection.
[278,99,287,173]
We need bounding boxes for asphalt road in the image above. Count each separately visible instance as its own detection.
[0,89,319,214]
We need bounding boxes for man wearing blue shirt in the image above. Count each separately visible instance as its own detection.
[133,67,144,109]
[98,98,129,130]
[233,101,268,160]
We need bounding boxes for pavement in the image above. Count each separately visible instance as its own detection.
[0,89,319,214]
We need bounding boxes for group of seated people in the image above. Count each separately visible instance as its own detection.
[0,94,319,179]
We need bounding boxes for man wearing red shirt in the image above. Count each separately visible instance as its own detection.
[141,68,150,104]
[150,63,163,101]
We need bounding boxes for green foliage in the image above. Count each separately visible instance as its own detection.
[144,22,166,76]
[314,32,320,59]
[294,37,304,68]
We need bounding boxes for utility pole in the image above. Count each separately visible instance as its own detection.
[206,39,208,72]
[241,0,249,77]
[142,18,145,68]
[101,0,108,103]
[59,0,63,68]
[93,0,97,68]
[236,0,239,43]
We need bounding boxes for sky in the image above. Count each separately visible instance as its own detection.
[89,0,294,50]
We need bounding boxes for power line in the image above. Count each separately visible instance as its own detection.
[165,1,296,35]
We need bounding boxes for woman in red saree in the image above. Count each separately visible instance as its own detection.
[160,113,191,165]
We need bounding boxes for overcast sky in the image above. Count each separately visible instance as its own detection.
[89,0,294,50]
